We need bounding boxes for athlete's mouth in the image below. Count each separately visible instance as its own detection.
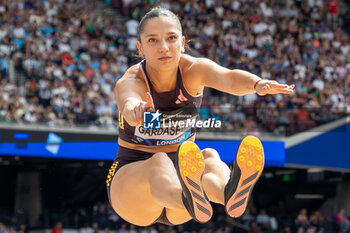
[158,56,172,61]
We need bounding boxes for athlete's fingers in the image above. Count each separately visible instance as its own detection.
[269,83,288,89]
[258,80,295,95]
[267,87,294,94]
[263,84,270,91]
[123,103,135,125]
[145,92,155,111]
[127,108,138,126]
[264,80,295,90]
[135,103,144,125]
[256,83,270,96]
[270,84,294,90]
[280,89,294,94]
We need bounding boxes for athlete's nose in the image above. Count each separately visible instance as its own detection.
[159,39,169,53]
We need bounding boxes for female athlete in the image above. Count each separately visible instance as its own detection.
[106,7,295,226]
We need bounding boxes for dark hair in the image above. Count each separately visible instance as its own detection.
[137,7,182,42]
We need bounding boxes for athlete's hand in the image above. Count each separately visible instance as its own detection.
[123,92,155,126]
[144,92,155,112]
[255,79,295,96]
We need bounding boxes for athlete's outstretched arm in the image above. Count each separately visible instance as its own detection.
[114,65,154,126]
[190,58,294,96]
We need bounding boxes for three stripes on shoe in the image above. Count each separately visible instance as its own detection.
[227,171,259,213]
[178,142,213,223]
[186,176,212,217]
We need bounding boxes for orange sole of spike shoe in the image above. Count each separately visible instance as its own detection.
[176,141,213,223]
[225,136,265,218]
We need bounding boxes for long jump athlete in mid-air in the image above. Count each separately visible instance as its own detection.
[106,7,295,226]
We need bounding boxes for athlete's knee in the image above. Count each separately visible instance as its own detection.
[148,152,174,168]
[201,148,220,160]
[147,152,180,191]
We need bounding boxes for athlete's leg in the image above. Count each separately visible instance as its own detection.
[165,208,192,224]
[110,152,189,226]
[148,154,193,224]
[201,148,231,204]
[147,153,186,210]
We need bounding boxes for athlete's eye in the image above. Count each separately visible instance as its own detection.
[169,36,177,40]
[148,38,156,43]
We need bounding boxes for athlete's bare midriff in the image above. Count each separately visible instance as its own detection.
[118,134,196,153]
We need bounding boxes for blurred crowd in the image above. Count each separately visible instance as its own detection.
[1,201,349,233]
[0,223,27,233]
[0,0,349,135]
[0,0,119,128]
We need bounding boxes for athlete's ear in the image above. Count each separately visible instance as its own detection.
[136,41,144,58]
[181,36,185,53]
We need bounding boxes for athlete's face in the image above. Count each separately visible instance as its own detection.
[137,16,185,71]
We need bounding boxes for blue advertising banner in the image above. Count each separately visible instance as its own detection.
[0,129,286,166]
[286,122,350,171]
